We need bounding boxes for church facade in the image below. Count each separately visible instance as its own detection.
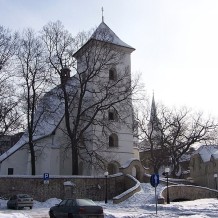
[0,21,136,176]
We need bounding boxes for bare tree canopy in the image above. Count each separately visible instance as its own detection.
[17,28,50,175]
[0,25,22,136]
[0,25,18,72]
[137,99,218,177]
[41,21,77,85]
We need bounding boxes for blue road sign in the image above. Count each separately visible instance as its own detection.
[43,173,49,180]
[150,174,159,187]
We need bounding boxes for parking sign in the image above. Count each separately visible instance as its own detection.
[43,173,49,180]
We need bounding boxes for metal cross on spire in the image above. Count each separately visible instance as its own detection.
[101,7,104,22]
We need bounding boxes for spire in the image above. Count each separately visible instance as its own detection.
[150,92,157,122]
[148,93,161,137]
[101,7,104,23]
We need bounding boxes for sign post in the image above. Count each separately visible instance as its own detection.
[43,173,49,184]
[150,174,159,214]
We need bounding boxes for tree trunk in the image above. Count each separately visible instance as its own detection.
[29,140,36,175]
[72,143,79,175]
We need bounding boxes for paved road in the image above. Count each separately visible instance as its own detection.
[0,208,50,217]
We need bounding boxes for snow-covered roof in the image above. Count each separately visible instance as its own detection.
[73,22,135,58]
[0,76,80,162]
[194,145,218,162]
[120,158,140,169]
[91,22,135,50]
[211,150,218,160]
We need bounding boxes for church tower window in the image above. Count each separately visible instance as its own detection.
[108,108,118,121]
[109,68,117,81]
[109,133,118,147]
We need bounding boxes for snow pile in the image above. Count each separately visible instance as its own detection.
[0,183,218,217]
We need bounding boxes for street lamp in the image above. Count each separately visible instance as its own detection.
[214,173,217,190]
[104,171,109,203]
[165,167,170,204]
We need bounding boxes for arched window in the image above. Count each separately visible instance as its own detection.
[108,108,118,121]
[109,68,117,81]
[109,133,118,147]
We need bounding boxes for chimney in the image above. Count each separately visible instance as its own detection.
[61,65,71,85]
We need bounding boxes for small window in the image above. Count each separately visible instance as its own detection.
[109,134,118,147]
[108,108,118,121]
[109,111,114,120]
[8,168,13,175]
[109,68,117,81]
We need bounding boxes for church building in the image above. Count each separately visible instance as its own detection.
[0,20,136,176]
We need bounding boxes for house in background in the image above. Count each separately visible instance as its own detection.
[0,135,12,156]
[0,21,136,176]
[189,145,218,189]
[0,132,23,155]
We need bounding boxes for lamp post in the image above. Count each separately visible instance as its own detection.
[165,167,170,204]
[104,171,109,203]
[214,173,217,190]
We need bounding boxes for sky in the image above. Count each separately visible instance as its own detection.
[0,183,218,217]
[1,0,218,118]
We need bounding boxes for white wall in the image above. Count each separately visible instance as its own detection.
[0,145,29,175]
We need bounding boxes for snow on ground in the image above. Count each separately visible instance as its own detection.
[0,183,218,217]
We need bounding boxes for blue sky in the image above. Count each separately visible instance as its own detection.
[1,0,218,117]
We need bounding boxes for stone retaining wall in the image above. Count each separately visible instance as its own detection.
[0,174,126,202]
[0,159,148,203]
[113,174,141,204]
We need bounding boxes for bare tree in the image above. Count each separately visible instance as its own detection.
[0,98,22,135]
[0,26,22,136]
[17,28,49,175]
[0,25,18,72]
[42,21,139,175]
[41,21,76,86]
[137,101,218,177]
